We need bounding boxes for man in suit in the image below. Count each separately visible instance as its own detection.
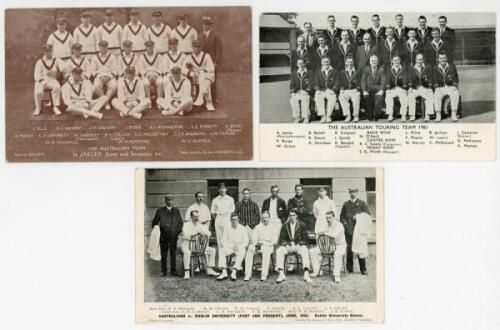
[314,57,337,123]
[367,14,386,47]
[361,55,386,121]
[416,15,433,47]
[348,15,365,47]
[385,55,409,121]
[337,56,362,122]
[339,188,370,275]
[323,15,342,49]
[334,30,356,70]
[433,52,460,122]
[438,16,456,58]
[300,22,317,50]
[401,29,422,68]
[356,33,378,71]
[311,35,333,73]
[151,194,184,276]
[394,13,410,47]
[199,16,222,104]
[275,209,312,283]
[289,59,312,123]
[378,27,401,68]
[408,52,435,121]
[262,185,288,243]
[425,28,451,67]
[290,36,312,72]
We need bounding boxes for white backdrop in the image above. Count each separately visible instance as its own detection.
[1,0,500,329]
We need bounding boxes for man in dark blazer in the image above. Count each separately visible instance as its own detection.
[261,185,288,224]
[408,52,435,121]
[287,184,310,225]
[348,15,365,47]
[361,55,386,121]
[433,52,460,122]
[151,194,184,276]
[378,27,402,68]
[339,188,370,274]
[394,13,412,47]
[290,36,313,72]
[323,15,342,49]
[311,35,334,73]
[314,57,337,123]
[438,16,456,57]
[333,30,356,70]
[337,56,362,122]
[425,28,452,67]
[367,14,386,47]
[416,15,433,47]
[384,55,410,121]
[401,29,422,68]
[356,33,378,71]
[289,59,313,123]
[275,209,312,283]
[199,16,222,104]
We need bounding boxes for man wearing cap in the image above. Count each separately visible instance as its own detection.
[47,17,73,61]
[73,11,98,58]
[33,44,64,116]
[163,38,186,82]
[117,40,138,77]
[123,9,147,54]
[171,14,198,54]
[137,39,165,101]
[97,9,123,57]
[151,194,184,277]
[157,66,193,116]
[210,183,235,249]
[339,187,370,274]
[112,66,150,119]
[235,188,261,240]
[183,39,216,111]
[185,192,212,226]
[216,213,249,281]
[148,11,171,55]
[199,15,221,104]
[90,40,117,110]
[312,186,337,235]
[61,67,105,119]
[65,43,91,80]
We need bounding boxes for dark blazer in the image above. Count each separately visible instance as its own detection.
[262,197,288,223]
[152,206,184,238]
[333,42,356,69]
[361,65,386,93]
[408,65,434,89]
[433,64,459,88]
[289,70,312,93]
[339,199,370,236]
[367,26,386,47]
[278,220,309,246]
[311,47,334,71]
[378,39,402,68]
[314,68,337,91]
[348,28,366,46]
[385,66,409,90]
[416,27,433,46]
[440,27,456,51]
[424,40,451,67]
[199,29,222,66]
[401,41,423,67]
[287,196,310,223]
[394,26,412,46]
[290,48,313,71]
[336,68,362,91]
[356,44,378,70]
[323,28,342,49]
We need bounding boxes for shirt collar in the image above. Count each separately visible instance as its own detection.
[439,63,449,71]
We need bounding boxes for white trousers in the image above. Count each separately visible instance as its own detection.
[111,98,150,115]
[244,245,274,277]
[276,245,310,270]
[143,75,163,97]
[157,97,193,115]
[34,78,61,108]
[434,86,460,112]
[269,217,282,244]
[180,242,216,271]
[385,87,408,116]
[338,89,361,117]
[93,76,117,102]
[290,93,310,119]
[66,96,107,117]
[309,244,346,276]
[314,89,337,116]
[408,87,434,116]
[218,244,246,270]
[214,214,231,248]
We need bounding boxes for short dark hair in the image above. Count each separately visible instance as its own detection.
[351,15,359,21]
[418,15,427,21]
[415,52,425,59]
[438,52,448,58]
[294,184,303,190]
[327,15,335,21]
[325,211,335,217]
[270,185,279,191]
[438,15,447,22]
[194,191,203,197]
[230,212,239,219]
[304,21,312,27]
[372,14,380,20]
[289,208,298,215]
[261,210,270,216]
[190,210,199,217]
[432,27,440,34]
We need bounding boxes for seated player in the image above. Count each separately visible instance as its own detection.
[90,40,117,110]
[337,56,362,122]
[384,55,409,122]
[179,210,220,280]
[33,44,64,116]
[157,66,193,116]
[137,40,165,102]
[408,52,434,122]
[111,66,150,119]
[65,43,91,80]
[275,209,312,283]
[433,52,460,122]
[244,211,276,282]
[216,213,249,281]
[290,59,312,123]
[309,211,346,283]
[61,67,105,119]
[314,57,337,123]
[183,39,216,111]
[117,40,138,77]
[361,55,386,121]
[163,38,187,82]
[47,17,73,62]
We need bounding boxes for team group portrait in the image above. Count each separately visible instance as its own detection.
[142,168,380,303]
[5,7,251,121]
[260,13,495,124]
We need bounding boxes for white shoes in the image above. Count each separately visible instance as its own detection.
[353,116,359,122]
[217,269,228,281]
[303,271,312,283]
[260,275,267,281]
[293,118,301,123]
[53,106,61,115]
[387,115,394,122]
[435,113,441,122]
[303,117,309,123]
[244,275,251,281]
[105,103,111,110]
[424,115,430,122]
[206,268,220,277]
[287,265,295,272]
[451,111,458,122]
[334,276,341,283]
[276,271,286,283]
[33,108,41,116]
[130,112,142,120]
[409,116,416,122]
[183,271,190,280]
[310,270,323,278]
[344,115,351,122]
[206,102,216,111]
[230,269,237,281]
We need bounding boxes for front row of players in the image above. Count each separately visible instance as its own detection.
[291,52,459,123]
[34,39,214,118]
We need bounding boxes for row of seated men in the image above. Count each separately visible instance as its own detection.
[150,185,372,283]
[290,52,460,123]
[33,38,215,118]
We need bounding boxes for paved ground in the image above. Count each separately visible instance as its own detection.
[260,65,496,124]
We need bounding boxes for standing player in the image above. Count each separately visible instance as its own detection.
[117,40,138,77]
[137,40,165,102]
[199,15,222,105]
[394,13,410,46]
[425,28,451,67]
[289,59,312,124]
[433,53,460,122]
[408,53,434,122]
[378,27,400,68]
[348,15,365,47]
[301,22,318,50]
[291,36,312,72]
[384,55,409,122]
[90,40,117,111]
[401,29,422,68]
[33,44,64,116]
[123,9,148,54]
[73,11,98,59]
[97,9,122,57]
[416,15,433,47]
[157,66,193,116]
[65,43,91,80]
[47,17,73,61]
[163,38,186,82]
[334,30,355,69]
[183,40,216,111]
[323,16,341,49]
[367,14,386,47]
[61,67,105,119]
[148,11,171,55]
[337,56,362,122]
[171,14,198,55]
[438,16,456,59]
[112,66,150,119]
[314,57,337,123]
[311,35,333,73]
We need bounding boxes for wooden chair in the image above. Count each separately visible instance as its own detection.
[284,251,302,275]
[187,233,209,277]
[317,234,347,277]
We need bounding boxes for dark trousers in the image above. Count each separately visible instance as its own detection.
[160,234,178,274]
[364,91,384,121]
[345,232,367,273]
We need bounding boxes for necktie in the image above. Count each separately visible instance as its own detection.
[365,46,369,54]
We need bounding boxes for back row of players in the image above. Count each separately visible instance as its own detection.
[34,10,221,118]
[290,14,460,123]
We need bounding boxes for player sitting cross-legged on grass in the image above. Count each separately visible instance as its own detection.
[111,66,150,119]
[61,67,105,119]
[157,66,193,116]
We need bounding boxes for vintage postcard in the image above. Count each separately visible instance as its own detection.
[135,168,384,323]
[5,6,252,161]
